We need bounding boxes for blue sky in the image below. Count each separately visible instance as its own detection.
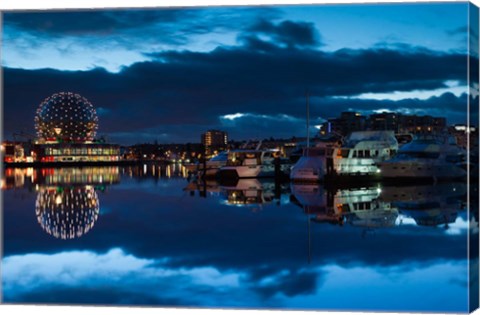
[2,3,470,71]
[2,2,478,144]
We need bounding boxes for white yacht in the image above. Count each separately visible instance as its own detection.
[184,151,228,178]
[378,134,467,180]
[218,149,290,178]
[330,130,398,177]
[290,138,338,183]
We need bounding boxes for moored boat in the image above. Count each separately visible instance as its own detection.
[329,130,398,178]
[290,136,339,183]
[378,134,467,181]
[218,149,291,179]
[184,151,228,178]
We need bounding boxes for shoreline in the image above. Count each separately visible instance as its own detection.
[3,160,172,169]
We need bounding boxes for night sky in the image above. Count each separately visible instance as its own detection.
[2,3,479,145]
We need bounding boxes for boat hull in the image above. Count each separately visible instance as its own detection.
[379,161,467,180]
[290,156,325,183]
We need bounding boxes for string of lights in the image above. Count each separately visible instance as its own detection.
[35,92,99,143]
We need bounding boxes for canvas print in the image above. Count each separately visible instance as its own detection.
[1,1,479,313]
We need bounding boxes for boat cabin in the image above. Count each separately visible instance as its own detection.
[226,149,280,167]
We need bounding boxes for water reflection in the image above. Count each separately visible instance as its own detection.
[2,167,122,239]
[2,165,470,234]
[35,186,100,240]
[120,163,188,180]
[185,179,289,209]
[2,166,121,189]
[1,165,475,311]
[185,178,467,230]
[290,182,466,230]
[2,165,189,239]
[382,183,466,228]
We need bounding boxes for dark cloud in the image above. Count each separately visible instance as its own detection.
[254,270,319,299]
[3,7,282,50]
[310,92,470,122]
[8,286,182,306]
[4,9,197,36]
[245,19,321,48]
[446,26,469,36]
[239,35,279,52]
[4,7,282,36]
[3,39,474,143]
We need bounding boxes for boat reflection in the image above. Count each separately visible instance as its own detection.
[291,184,397,228]
[380,183,467,228]
[185,177,466,229]
[291,182,466,229]
[221,179,277,206]
[185,178,286,207]
[184,179,222,197]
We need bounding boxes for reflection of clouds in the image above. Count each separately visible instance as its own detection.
[395,214,468,235]
[253,268,319,299]
[2,248,468,311]
[2,248,252,305]
[284,262,468,312]
[444,217,469,235]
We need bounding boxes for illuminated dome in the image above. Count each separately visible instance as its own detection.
[35,92,98,142]
[35,186,100,240]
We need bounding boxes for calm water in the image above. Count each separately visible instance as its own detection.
[1,165,476,312]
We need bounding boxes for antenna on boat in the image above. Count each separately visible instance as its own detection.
[255,140,263,151]
[306,90,310,155]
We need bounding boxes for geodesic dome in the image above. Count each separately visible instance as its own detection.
[35,92,98,142]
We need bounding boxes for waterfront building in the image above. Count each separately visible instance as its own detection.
[201,129,228,156]
[369,112,400,132]
[397,115,446,134]
[324,112,447,137]
[327,112,367,136]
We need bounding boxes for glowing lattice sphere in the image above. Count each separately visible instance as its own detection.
[35,92,98,142]
[35,186,100,240]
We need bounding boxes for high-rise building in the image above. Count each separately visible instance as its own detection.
[369,112,400,132]
[201,130,228,155]
[397,115,446,134]
[327,112,366,136]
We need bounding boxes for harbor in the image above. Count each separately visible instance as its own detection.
[2,2,479,313]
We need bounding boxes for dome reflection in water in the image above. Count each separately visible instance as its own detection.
[35,186,100,240]
[0,167,121,239]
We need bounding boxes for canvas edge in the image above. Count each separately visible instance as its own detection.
[0,8,4,306]
[0,1,478,314]
[468,1,480,313]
